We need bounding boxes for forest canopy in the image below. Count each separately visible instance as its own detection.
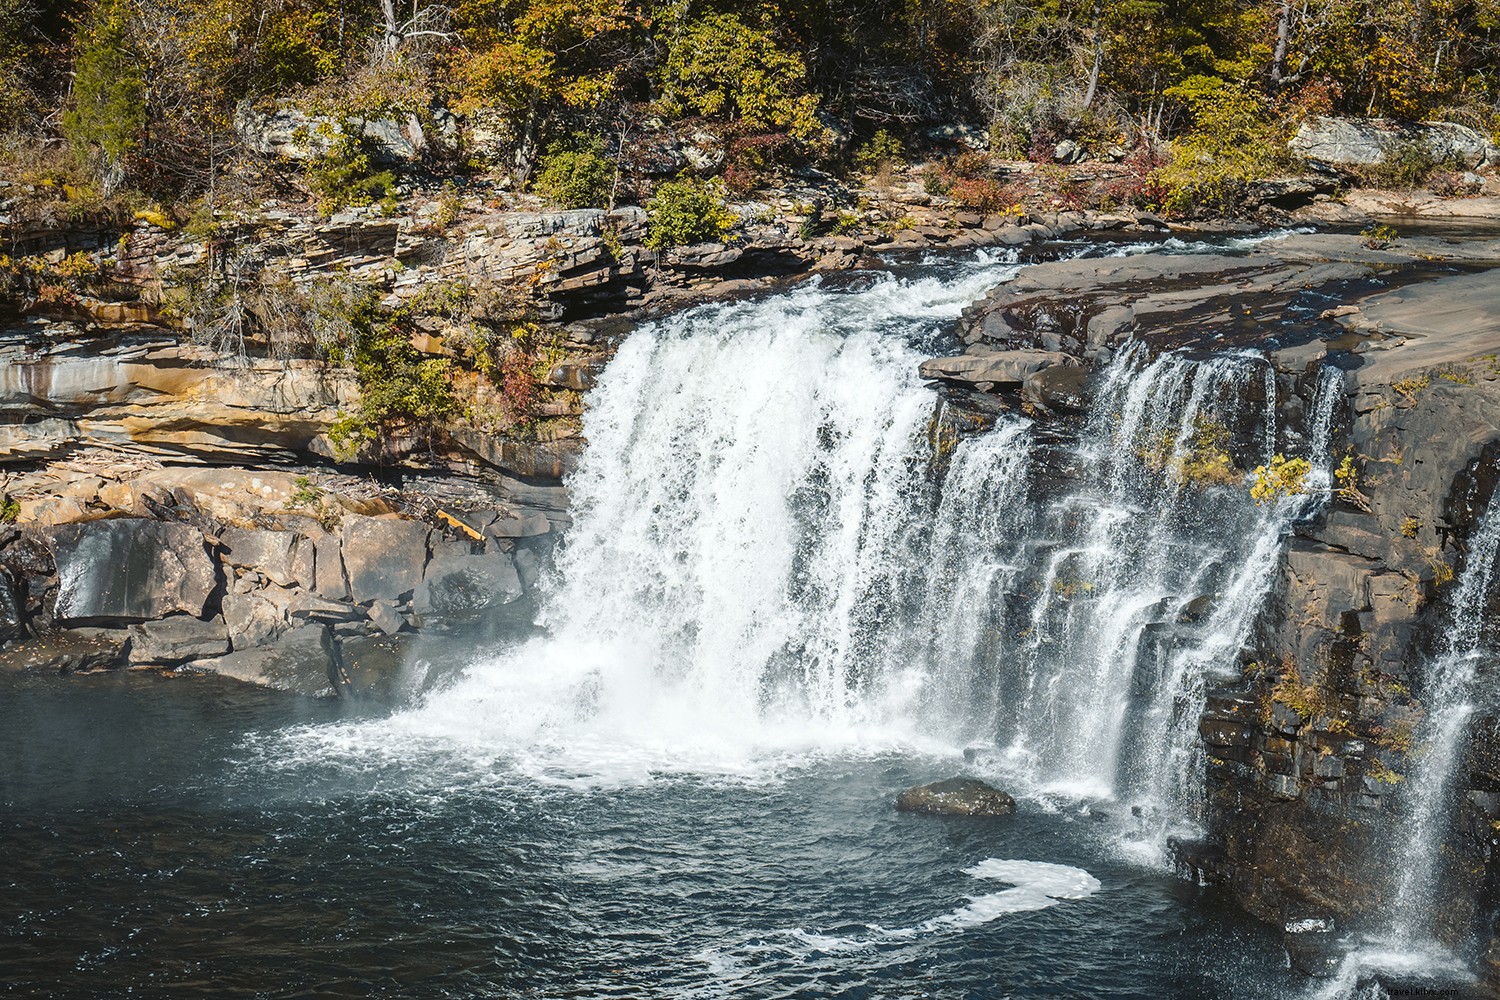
[1,0,1498,204]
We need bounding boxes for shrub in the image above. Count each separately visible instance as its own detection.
[722,131,794,195]
[306,131,398,217]
[318,286,457,457]
[947,176,1012,213]
[1250,454,1311,504]
[855,129,906,171]
[533,138,614,209]
[1357,138,1440,189]
[645,178,736,250]
[61,0,145,186]
[1153,76,1284,216]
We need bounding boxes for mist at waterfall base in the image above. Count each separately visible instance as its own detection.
[0,240,1455,998]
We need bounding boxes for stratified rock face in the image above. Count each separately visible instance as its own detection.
[1288,115,1500,169]
[340,516,431,603]
[49,519,217,624]
[895,777,1017,816]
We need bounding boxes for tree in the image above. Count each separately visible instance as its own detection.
[658,11,821,137]
[449,0,644,179]
[62,0,147,188]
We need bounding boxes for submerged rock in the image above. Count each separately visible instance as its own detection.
[0,628,128,673]
[895,777,1016,816]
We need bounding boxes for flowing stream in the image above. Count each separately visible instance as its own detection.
[2,241,1361,997]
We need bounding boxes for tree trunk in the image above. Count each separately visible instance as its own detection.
[380,0,401,51]
[1270,0,1293,88]
[1082,0,1103,109]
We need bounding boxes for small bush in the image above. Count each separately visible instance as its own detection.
[855,129,906,171]
[645,178,736,250]
[1358,139,1440,189]
[1154,77,1284,216]
[947,176,1012,214]
[722,131,794,195]
[533,139,614,209]
[306,132,397,217]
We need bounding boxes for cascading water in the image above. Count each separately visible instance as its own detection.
[346,242,1333,841]
[932,343,1333,854]
[1391,494,1500,941]
[374,255,1028,781]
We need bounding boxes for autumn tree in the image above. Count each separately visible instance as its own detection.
[448,0,645,179]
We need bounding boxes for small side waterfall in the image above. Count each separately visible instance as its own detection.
[1390,495,1500,942]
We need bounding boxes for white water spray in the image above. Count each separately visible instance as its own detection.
[1390,494,1500,941]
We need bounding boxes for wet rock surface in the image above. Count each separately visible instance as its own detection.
[895,777,1017,816]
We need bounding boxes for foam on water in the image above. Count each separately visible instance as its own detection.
[779,858,1102,951]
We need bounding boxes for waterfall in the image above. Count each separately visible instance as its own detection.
[1390,493,1500,943]
[383,256,1029,780]
[353,247,1329,839]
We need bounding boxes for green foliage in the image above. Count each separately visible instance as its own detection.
[1154,76,1283,215]
[1361,223,1399,248]
[306,132,398,217]
[1140,416,1242,488]
[644,179,737,250]
[62,0,146,177]
[0,492,19,523]
[317,285,457,456]
[289,475,324,508]
[855,129,906,171]
[1251,453,1311,504]
[659,12,821,139]
[533,138,614,209]
[1358,139,1440,189]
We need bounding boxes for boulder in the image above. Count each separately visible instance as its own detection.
[200,623,341,697]
[366,600,406,636]
[1022,364,1091,412]
[1054,139,1085,164]
[1289,115,1498,169]
[336,633,412,699]
[340,516,430,603]
[127,616,231,665]
[487,511,553,540]
[0,628,128,673]
[920,349,1080,391]
[223,591,288,650]
[513,547,542,591]
[895,777,1017,816]
[234,100,442,164]
[0,568,25,640]
[48,519,218,624]
[221,528,300,587]
[412,551,523,616]
[314,535,349,601]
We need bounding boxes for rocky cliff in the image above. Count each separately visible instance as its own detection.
[941,230,1500,984]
